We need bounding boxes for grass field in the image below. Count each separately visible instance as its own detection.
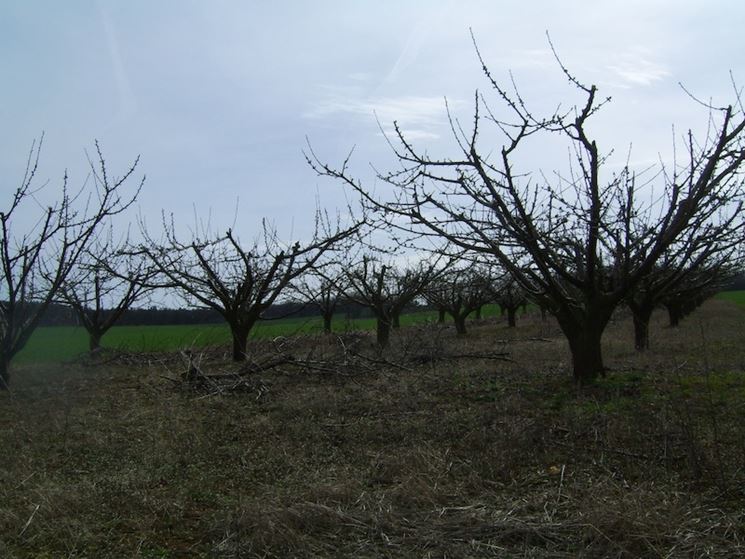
[716,289,745,306]
[2,299,744,557]
[15,304,505,364]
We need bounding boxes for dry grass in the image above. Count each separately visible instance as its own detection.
[1,300,745,557]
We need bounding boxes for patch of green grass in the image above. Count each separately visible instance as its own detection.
[14,324,232,364]
[673,370,745,404]
[716,290,745,306]
[544,371,648,414]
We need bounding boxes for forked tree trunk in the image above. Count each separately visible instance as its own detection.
[376,318,392,348]
[453,314,467,335]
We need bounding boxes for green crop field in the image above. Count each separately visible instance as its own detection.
[15,304,506,364]
[717,290,745,306]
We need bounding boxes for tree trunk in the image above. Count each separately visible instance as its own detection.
[231,327,249,361]
[392,313,401,329]
[540,307,547,321]
[566,327,604,384]
[474,306,482,320]
[376,318,392,348]
[0,357,9,390]
[453,314,467,335]
[506,307,517,327]
[437,308,446,323]
[631,305,654,351]
[322,312,333,334]
[89,330,103,352]
[556,312,609,385]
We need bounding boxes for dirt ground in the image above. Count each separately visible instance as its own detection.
[1,300,744,557]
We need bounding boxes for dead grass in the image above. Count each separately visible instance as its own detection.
[1,300,745,557]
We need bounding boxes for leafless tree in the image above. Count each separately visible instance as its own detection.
[345,255,440,348]
[308,40,745,384]
[0,138,144,388]
[660,263,735,329]
[59,234,156,352]
[629,258,737,350]
[291,267,348,334]
[492,277,527,328]
[138,215,358,361]
[423,266,492,335]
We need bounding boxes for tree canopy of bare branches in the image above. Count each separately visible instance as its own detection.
[0,138,144,388]
[308,40,745,384]
[423,265,492,335]
[345,255,441,348]
[492,277,527,329]
[59,233,157,352]
[291,266,348,334]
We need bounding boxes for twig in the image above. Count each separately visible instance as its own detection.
[19,504,40,537]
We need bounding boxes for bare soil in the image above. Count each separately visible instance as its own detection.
[1,300,744,557]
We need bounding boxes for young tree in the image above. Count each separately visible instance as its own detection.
[292,268,348,334]
[0,139,143,389]
[628,251,739,349]
[660,266,733,328]
[493,278,526,328]
[423,266,492,335]
[345,255,439,348]
[59,238,156,352]
[139,216,358,361]
[308,43,745,384]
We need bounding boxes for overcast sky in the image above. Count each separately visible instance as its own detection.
[2,1,744,241]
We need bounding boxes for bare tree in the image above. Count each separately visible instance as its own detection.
[629,257,737,350]
[292,267,348,334]
[308,41,745,384]
[493,278,526,328]
[59,235,156,352]
[345,255,440,348]
[660,265,734,329]
[423,266,492,335]
[0,138,144,388]
[139,215,358,361]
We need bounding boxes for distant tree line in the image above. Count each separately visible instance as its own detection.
[29,299,415,328]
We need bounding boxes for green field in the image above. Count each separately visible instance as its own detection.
[716,290,745,306]
[16,304,505,364]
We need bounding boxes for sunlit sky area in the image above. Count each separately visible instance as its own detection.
[2,1,744,241]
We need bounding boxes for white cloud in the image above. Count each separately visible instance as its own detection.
[607,52,671,87]
[304,94,464,141]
